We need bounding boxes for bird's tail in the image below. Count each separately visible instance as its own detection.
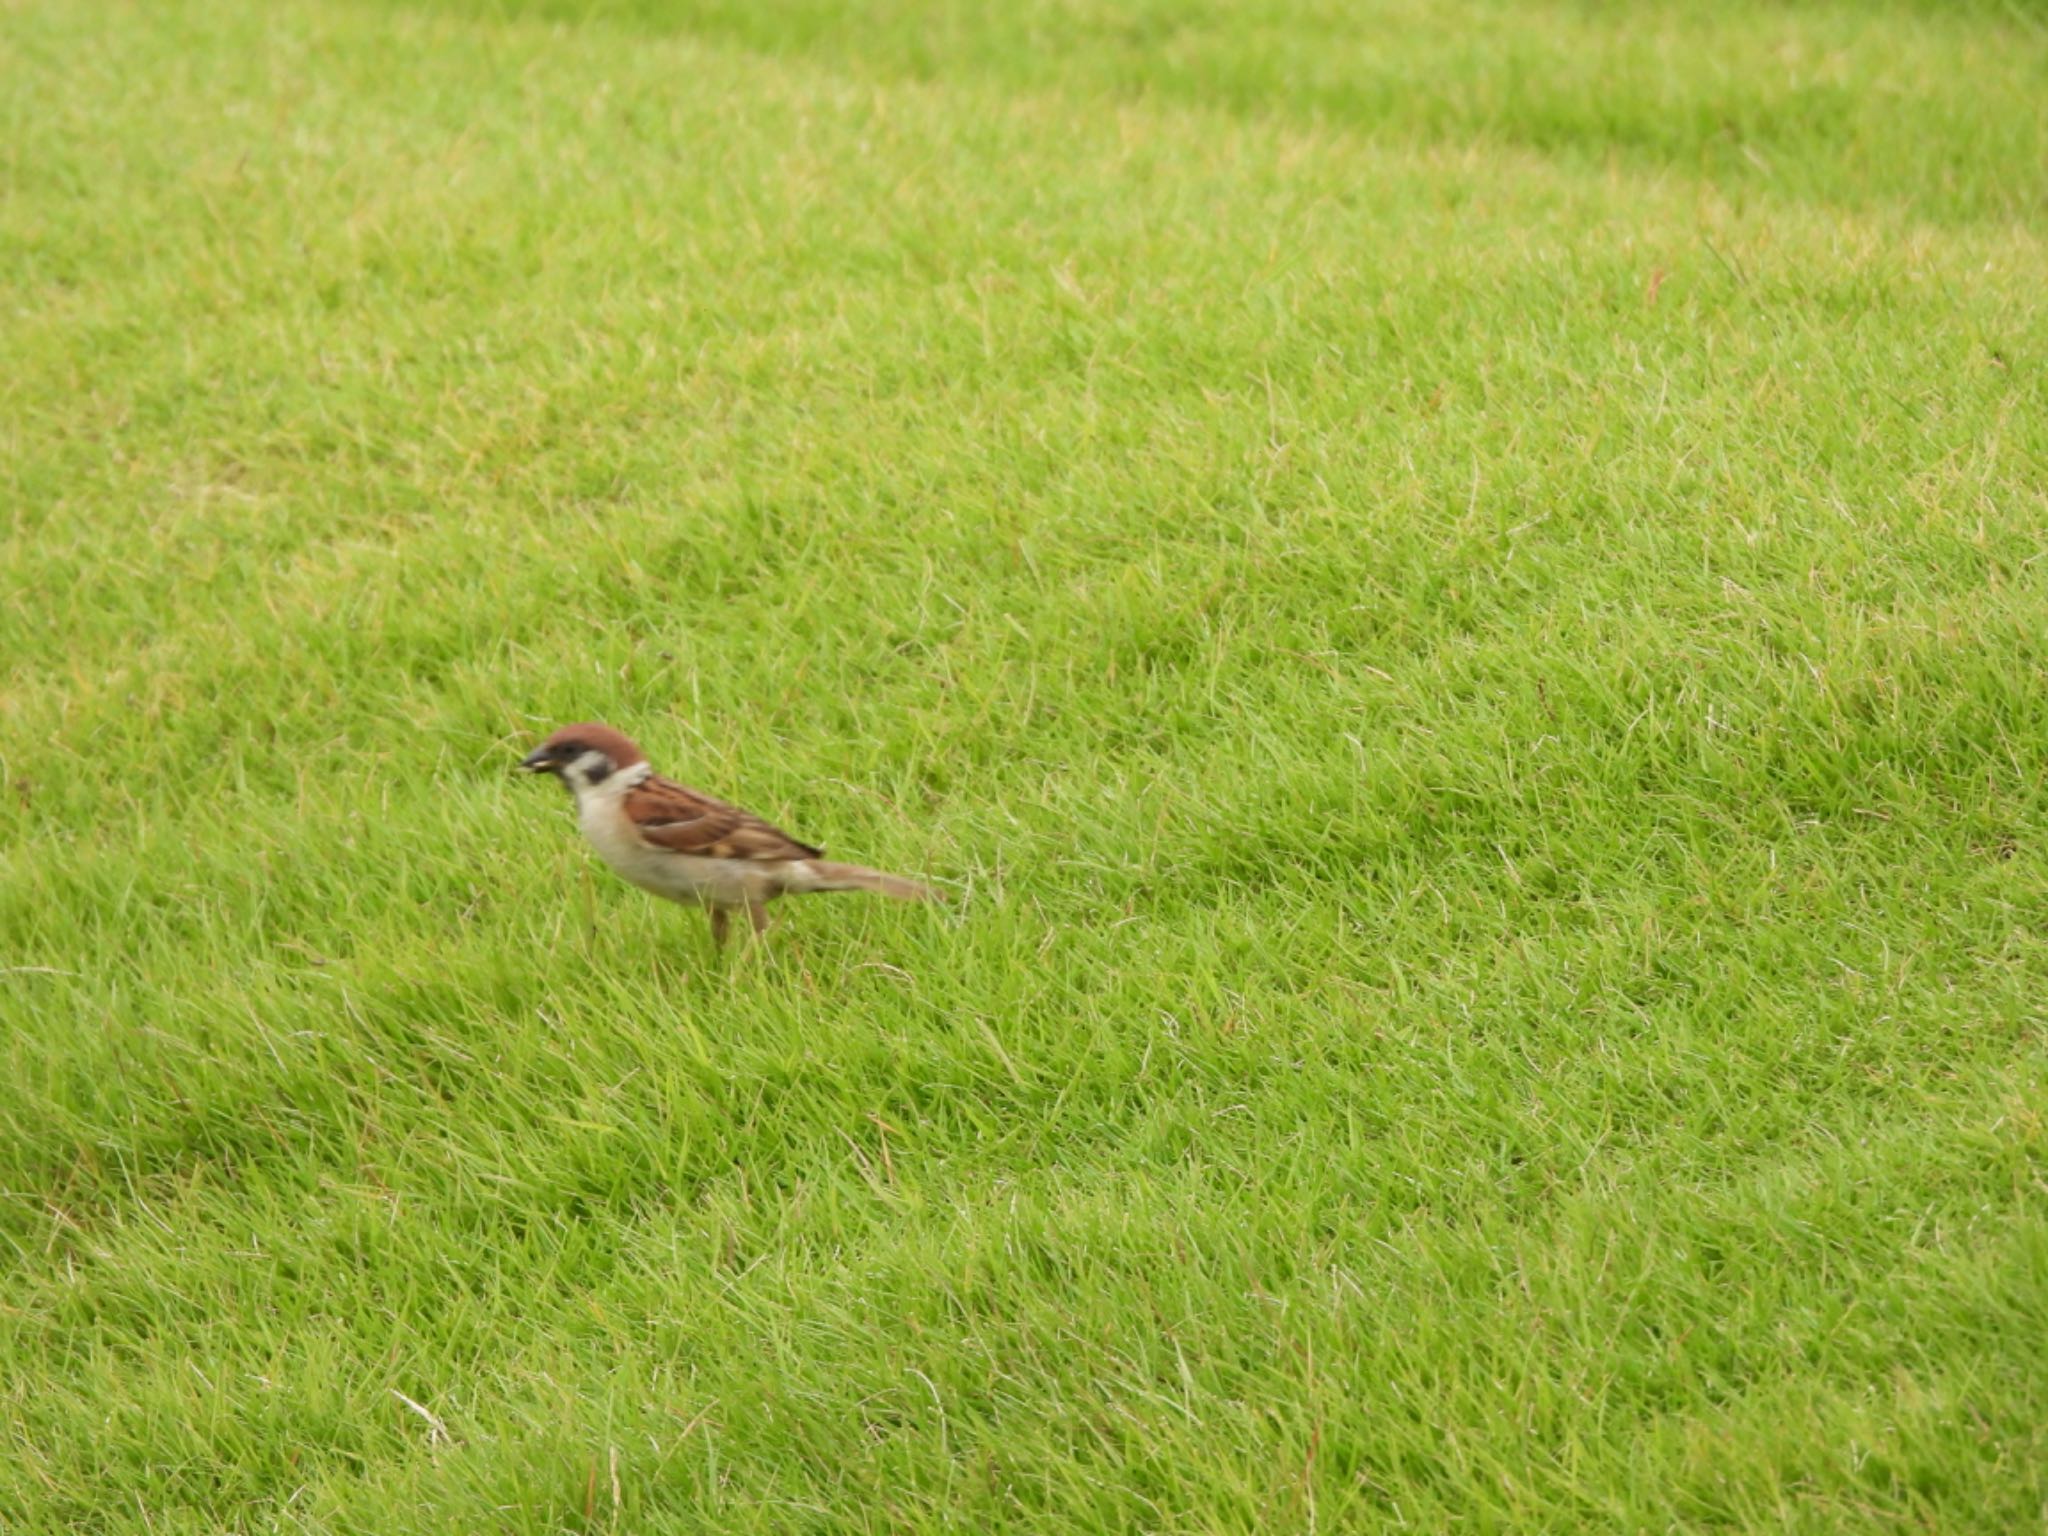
[799,860,940,901]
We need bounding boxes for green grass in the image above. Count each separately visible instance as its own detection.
[4,0,2047,1528]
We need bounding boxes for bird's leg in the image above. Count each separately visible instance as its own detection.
[708,906,730,950]
[745,899,771,938]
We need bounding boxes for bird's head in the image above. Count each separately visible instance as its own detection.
[517,722,648,793]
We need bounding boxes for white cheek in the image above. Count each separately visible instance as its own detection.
[566,750,613,789]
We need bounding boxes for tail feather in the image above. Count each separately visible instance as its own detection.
[800,860,939,901]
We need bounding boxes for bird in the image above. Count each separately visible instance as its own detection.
[516,721,937,946]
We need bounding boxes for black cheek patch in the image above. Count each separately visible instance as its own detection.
[582,760,613,786]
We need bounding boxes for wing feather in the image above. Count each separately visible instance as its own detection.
[623,775,822,862]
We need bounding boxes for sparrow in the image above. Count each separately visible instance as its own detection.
[517,722,937,946]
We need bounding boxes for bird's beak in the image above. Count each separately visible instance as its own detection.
[517,748,555,774]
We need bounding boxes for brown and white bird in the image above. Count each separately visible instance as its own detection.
[517,722,936,946]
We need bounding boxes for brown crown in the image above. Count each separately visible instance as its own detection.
[537,722,648,768]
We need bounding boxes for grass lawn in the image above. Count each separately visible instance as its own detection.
[4,0,2047,1528]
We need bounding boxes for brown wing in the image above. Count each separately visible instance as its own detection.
[622,774,822,862]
